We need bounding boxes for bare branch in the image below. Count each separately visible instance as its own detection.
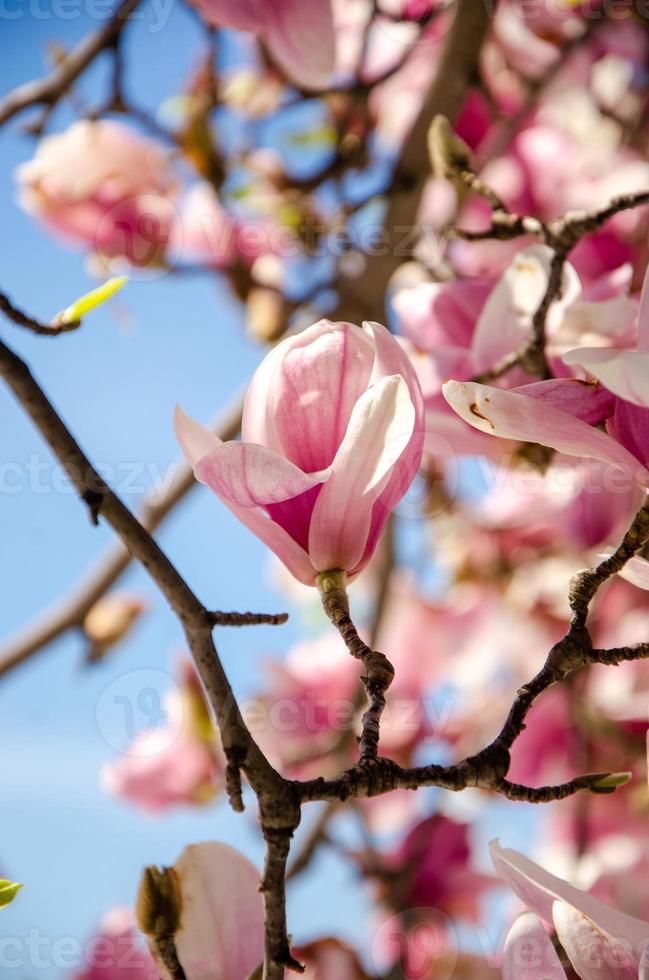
[0,391,244,675]
[0,0,142,128]
[0,289,80,336]
[333,0,498,324]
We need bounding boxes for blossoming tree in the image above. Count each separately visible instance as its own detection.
[5,0,649,977]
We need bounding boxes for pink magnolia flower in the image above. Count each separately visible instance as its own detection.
[188,0,335,90]
[101,662,224,815]
[493,841,649,978]
[444,373,649,488]
[169,183,237,269]
[16,120,177,266]
[256,632,359,776]
[175,319,424,585]
[168,842,264,980]
[382,815,494,922]
[101,728,222,815]
[397,245,636,459]
[74,908,157,980]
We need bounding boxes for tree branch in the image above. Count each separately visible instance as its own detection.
[0,290,81,336]
[0,0,142,128]
[333,0,498,324]
[0,391,244,675]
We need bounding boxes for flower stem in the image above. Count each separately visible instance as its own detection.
[317,571,394,762]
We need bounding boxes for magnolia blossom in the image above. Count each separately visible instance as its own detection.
[74,908,157,980]
[396,245,636,459]
[137,842,264,980]
[381,814,494,921]
[169,843,264,980]
[176,319,424,584]
[16,120,176,266]
[189,0,335,90]
[169,183,237,269]
[101,662,224,814]
[493,841,649,978]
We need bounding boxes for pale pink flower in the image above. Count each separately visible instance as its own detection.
[175,319,424,585]
[169,842,264,980]
[16,120,176,266]
[397,245,636,460]
[442,261,649,487]
[74,908,157,980]
[494,841,649,978]
[188,0,335,90]
[101,728,222,815]
[255,632,359,776]
[381,814,495,922]
[169,183,237,269]
[101,662,224,815]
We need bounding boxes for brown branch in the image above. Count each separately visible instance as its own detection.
[207,610,289,627]
[0,332,308,975]
[318,572,394,762]
[332,0,498,324]
[0,0,142,128]
[0,290,80,336]
[0,336,279,794]
[261,825,304,979]
[0,391,244,676]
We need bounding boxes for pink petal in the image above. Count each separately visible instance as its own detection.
[366,320,425,421]
[608,399,649,469]
[393,277,492,352]
[194,442,323,507]
[562,348,649,408]
[211,493,316,584]
[442,381,649,484]
[174,405,222,467]
[471,246,580,374]
[637,262,649,353]
[266,320,374,472]
[188,0,258,32]
[515,378,616,425]
[309,375,416,573]
[173,842,264,980]
[490,842,649,966]
[553,901,638,980]
[194,442,326,568]
[263,0,335,90]
[503,913,566,980]
[241,336,293,449]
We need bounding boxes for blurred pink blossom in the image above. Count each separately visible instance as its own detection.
[16,120,177,267]
[188,0,335,90]
[74,908,157,980]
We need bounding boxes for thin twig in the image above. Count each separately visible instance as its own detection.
[0,290,80,336]
[0,0,142,127]
[208,610,289,627]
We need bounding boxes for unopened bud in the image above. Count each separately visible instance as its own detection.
[246,288,287,343]
[52,276,127,326]
[428,115,472,181]
[136,866,181,938]
[83,592,146,660]
[587,771,632,794]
